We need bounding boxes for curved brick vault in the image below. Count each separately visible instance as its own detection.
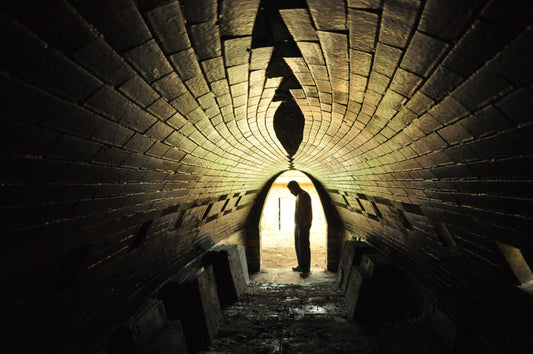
[1,0,532,352]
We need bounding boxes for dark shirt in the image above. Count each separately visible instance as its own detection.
[295,190,312,227]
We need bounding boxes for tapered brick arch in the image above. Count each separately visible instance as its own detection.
[244,171,344,273]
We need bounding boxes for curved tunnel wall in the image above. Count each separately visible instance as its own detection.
[1,0,532,352]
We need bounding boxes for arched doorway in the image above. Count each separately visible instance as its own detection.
[259,171,327,269]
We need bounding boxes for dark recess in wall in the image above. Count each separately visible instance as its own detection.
[48,244,91,294]
[131,220,153,249]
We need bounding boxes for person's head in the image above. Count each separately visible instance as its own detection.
[287,180,301,196]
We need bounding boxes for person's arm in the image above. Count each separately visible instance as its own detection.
[301,192,312,227]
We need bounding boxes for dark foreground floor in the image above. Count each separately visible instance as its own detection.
[205,269,380,353]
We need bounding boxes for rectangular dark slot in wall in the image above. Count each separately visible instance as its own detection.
[371,201,382,218]
[431,218,456,248]
[368,214,379,221]
[402,202,423,215]
[161,204,179,216]
[174,211,185,230]
[131,220,153,249]
[202,203,213,220]
[521,248,533,270]
[342,195,350,206]
[397,209,412,230]
[356,198,365,211]
[373,196,392,206]
[207,215,218,223]
[234,196,242,207]
[220,199,230,212]
[49,244,91,294]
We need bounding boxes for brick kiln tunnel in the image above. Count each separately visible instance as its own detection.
[2,0,533,353]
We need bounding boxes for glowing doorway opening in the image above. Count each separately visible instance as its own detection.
[260,171,327,269]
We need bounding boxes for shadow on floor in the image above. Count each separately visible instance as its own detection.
[251,268,335,284]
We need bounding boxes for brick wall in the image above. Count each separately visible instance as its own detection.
[0,0,532,352]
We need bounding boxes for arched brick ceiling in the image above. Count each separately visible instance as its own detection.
[2,0,532,270]
[2,0,531,218]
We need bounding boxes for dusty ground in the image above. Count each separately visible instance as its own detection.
[205,269,380,353]
[203,232,380,353]
[261,231,326,270]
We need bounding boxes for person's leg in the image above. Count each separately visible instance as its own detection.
[299,226,311,272]
[293,226,302,270]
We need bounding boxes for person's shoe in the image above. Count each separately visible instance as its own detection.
[292,266,302,272]
[300,271,310,278]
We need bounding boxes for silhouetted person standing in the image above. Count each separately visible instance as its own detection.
[287,180,312,278]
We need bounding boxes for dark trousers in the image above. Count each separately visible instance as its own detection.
[294,225,311,271]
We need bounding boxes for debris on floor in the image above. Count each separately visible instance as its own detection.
[205,269,380,353]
